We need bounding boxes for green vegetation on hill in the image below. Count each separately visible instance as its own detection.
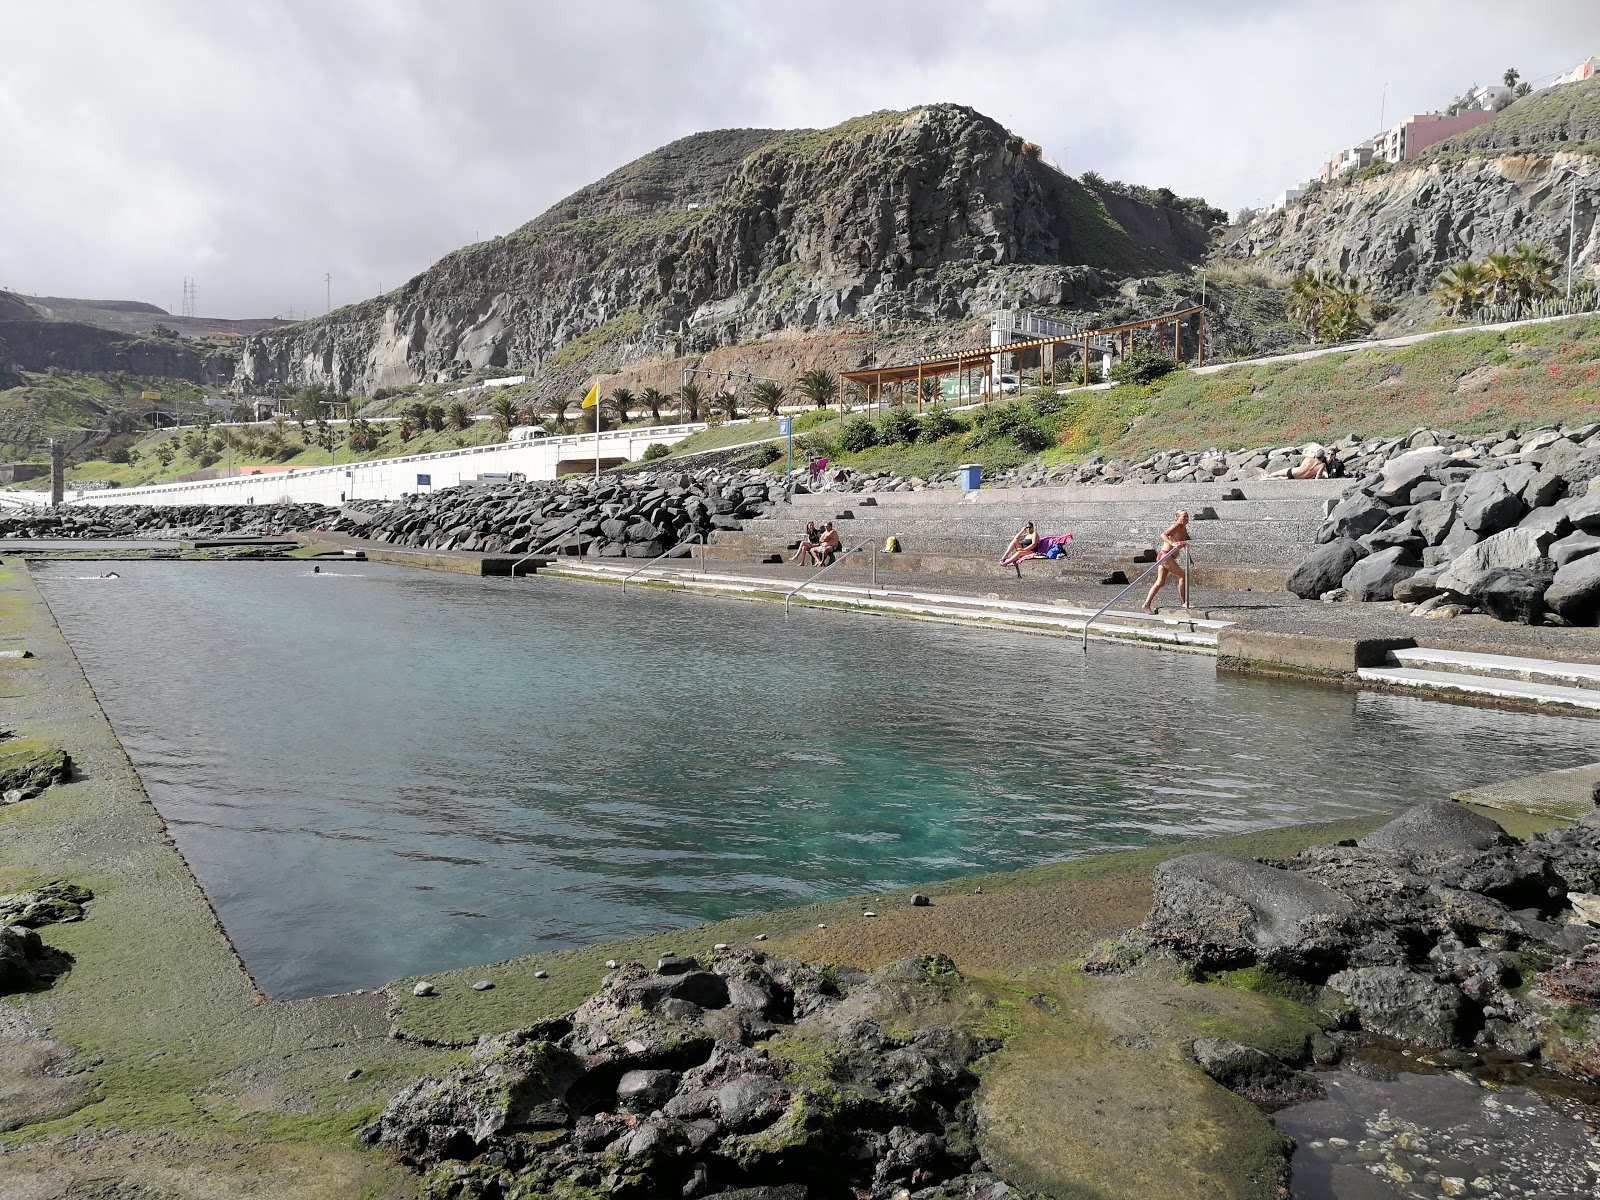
[0,370,217,464]
[668,316,1600,480]
[1428,75,1600,157]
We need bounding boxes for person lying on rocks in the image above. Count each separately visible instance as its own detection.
[1142,510,1190,612]
[1268,445,1330,479]
[810,522,841,566]
[791,521,820,564]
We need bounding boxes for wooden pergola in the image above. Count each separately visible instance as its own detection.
[838,306,1205,414]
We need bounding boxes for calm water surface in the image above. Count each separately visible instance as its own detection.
[36,562,1600,998]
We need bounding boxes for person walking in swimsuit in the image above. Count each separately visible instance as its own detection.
[1142,510,1190,612]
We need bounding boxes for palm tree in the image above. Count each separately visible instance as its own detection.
[1503,67,1519,89]
[425,403,445,432]
[606,387,635,426]
[1432,261,1487,318]
[714,389,740,420]
[488,395,517,438]
[517,398,547,428]
[405,400,431,435]
[1482,252,1518,306]
[1511,242,1559,303]
[546,396,572,431]
[638,386,668,423]
[679,381,704,422]
[796,367,837,409]
[1320,276,1371,341]
[1286,268,1332,341]
[750,380,785,416]
[446,401,470,431]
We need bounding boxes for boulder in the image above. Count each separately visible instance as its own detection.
[1568,491,1600,532]
[1341,546,1420,601]
[1471,563,1554,624]
[1326,966,1467,1046]
[1143,852,1362,973]
[1457,474,1526,535]
[616,1069,678,1110]
[1191,1037,1323,1106]
[1393,564,1448,604]
[1287,538,1367,600]
[1412,499,1458,545]
[1374,448,1448,504]
[1550,530,1600,567]
[1522,465,1567,509]
[1320,492,1393,542]
[1544,553,1600,625]
[1363,519,1425,555]
[0,923,49,994]
[1436,527,1552,595]
[1358,801,1508,862]
[1518,499,1573,541]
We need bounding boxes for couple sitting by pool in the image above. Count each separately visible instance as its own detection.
[999,522,1073,574]
[791,521,842,566]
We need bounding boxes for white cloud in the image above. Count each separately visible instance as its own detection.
[1,0,1595,316]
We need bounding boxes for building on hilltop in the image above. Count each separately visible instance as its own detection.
[1560,55,1600,84]
[1321,140,1375,183]
[1371,108,1497,163]
[1269,187,1303,212]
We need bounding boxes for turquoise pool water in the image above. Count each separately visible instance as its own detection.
[36,561,1600,999]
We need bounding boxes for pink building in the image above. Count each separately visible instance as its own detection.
[1374,109,1498,162]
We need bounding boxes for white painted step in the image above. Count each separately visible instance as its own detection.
[1387,647,1600,692]
[1355,666,1600,713]
[537,563,1218,649]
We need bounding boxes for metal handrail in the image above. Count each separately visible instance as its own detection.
[621,531,705,594]
[511,527,585,577]
[1080,543,1183,653]
[784,540,870,617]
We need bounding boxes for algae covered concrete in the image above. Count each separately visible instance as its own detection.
[1,551,1568,1199]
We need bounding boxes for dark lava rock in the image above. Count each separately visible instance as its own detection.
[1143,851,1362,974]
[1326,966,1468,1046]
[1287,537,1367,600]
[1341,545,1420,601]
[1545,552,1600,624]
[1470,563,1554,624]
[0,881,94,927]
[0,923,71,995]
[1357,802,1509,862]
[1191,1037,1323,1107]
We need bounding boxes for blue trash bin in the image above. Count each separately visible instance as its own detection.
[957,463,982,490]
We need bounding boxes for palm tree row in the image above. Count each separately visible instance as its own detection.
[1432,243,1560,319]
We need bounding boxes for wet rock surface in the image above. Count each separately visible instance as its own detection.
[1131,804,1600,1088]
[1280,423,1600,621]
[0,882,90,995]
[366,951,1010,1200]
[0,739,71,804]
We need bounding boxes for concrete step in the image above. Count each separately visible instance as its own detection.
[783,479,1349,508]
[1355,666,1600,714]
[771,498,1333,522]
[533,561,1227,649]
[1385,648,1600,692]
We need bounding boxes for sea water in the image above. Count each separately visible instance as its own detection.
[36,561,1600,998]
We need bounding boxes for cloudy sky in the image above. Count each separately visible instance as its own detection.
[2,0,1596,318]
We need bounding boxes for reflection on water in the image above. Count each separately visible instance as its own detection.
[35,562,1600,999]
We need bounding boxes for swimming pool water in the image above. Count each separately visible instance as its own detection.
[36,561,1600,998]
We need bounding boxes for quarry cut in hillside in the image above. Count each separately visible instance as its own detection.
[1226,77,1600,296]
[235,104,1217,397]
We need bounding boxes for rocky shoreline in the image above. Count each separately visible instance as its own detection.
[1284,423,1600,624]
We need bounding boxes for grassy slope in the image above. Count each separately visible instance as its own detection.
[0,371,217,463]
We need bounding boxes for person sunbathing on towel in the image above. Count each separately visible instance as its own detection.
[1001,524,1072,575]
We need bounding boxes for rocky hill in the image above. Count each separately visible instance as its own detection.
[236,105,1218,397]
[21,294,291,339]
[1224,77,1600,296]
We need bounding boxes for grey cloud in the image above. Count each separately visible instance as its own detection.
[1,0,1596,317]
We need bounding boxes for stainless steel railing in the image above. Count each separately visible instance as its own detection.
[620,531,706,595]
[784,540,870,617]
[1080,543,1187,652]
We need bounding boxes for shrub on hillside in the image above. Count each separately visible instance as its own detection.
[967,401,1052,453]
[918,408,965,443]
[1109,349,1180,386]
[1010,422,1052,454]
[750,442,782,467]
[877,407,921,446]
[837,417,879,453]
[641,442,670,461]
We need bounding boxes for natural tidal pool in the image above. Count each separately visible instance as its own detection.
[36,561,1600,999]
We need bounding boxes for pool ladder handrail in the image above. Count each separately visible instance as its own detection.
[620,531,706,595]
[1079,542,1189,653]
[510,528,584,578]
[784,540,872,617]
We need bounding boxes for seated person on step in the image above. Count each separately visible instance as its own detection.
[791,521,820,564]
[810,522,841,567]
[1268,445,1329,480]
[1000,522,1040,567]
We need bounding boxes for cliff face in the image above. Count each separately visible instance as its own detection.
[237,105,1214,395]
[0,317,234,385]
[1225,79,1600,296]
